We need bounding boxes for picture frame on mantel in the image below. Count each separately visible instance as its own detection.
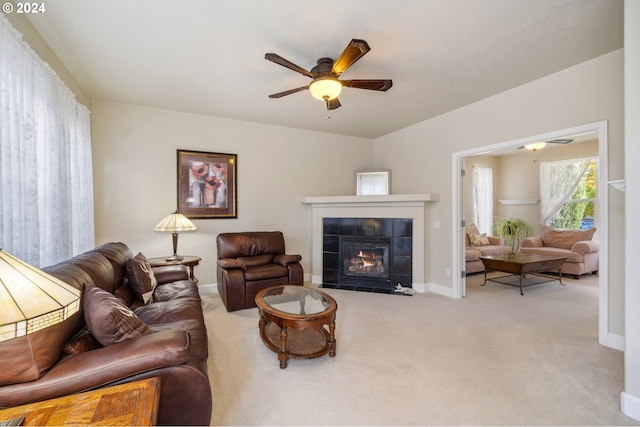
[355,169,391,195]
[177,149,237,219]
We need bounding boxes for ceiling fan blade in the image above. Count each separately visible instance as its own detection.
[326,98,341,110]
[265,53,314,78]
[341,79,393,91]
[268,86,309,98]
[332,39,370,76]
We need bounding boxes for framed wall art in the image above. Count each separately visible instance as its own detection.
[177,150,237,219]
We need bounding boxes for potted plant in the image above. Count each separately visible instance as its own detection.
[493,217,534,253]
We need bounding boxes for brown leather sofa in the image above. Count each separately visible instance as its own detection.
[217,231,303,312]
[0,242,211,426]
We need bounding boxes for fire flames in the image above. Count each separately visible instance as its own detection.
[348,250,385,274]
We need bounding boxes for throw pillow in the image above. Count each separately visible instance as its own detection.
[64,327,102,355]
[468,233,491,246]
[126,252,158,304]
[464,223,481,247]
[540,225,596,250]
[83,283,151,347]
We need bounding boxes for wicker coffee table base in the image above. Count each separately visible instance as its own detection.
[259,319,336,368]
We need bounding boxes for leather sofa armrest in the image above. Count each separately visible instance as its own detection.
[217,258,246,271]
[572,239,599,254]
[273,254,302,266]
[522,237,543,248]
[152,265,189,285]
[0,330,191,407]
[487,236,506,245]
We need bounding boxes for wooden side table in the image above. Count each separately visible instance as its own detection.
[148,255,201,283]
[0,377,160,426]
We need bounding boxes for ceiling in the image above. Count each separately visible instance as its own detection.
[24,0,623,139]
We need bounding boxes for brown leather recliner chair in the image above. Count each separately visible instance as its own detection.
[216,231,304,312]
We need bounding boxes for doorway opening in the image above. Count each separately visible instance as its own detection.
[452,121,609,347]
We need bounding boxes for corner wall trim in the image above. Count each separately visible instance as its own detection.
[621,391,640,422]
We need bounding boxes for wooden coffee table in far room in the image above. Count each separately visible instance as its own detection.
[255,285,337,369]
[479,253,567,295]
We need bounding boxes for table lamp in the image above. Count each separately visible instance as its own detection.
[153,210,198,261]
[0,249,81,342]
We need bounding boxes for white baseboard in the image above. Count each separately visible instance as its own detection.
[311,274,322,284]
[603,333,625,351]
[622,391,640,422]
[425,282,456,298]
[198,283,218,295]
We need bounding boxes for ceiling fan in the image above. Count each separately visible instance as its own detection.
[519,138,574,152]
[265,39,392,110]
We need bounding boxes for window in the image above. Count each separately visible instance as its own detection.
[0,15,95,267]
[472,166,493,235]
[355,170,391,195]
[540,157,597,230]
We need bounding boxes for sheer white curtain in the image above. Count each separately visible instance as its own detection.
[0,15,95,267]
[472,166,493,235]
[539,157,595,226]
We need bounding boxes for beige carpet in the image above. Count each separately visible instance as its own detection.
[203,273,637,426]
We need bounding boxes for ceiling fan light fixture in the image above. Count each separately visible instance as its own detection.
[524,142,546,152]
[309,76,342,101]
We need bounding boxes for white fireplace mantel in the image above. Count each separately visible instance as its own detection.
[302,194,439,292]
[301,193,439,206]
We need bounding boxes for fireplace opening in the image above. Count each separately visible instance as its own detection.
[339,236,392,288]
[345,247,386,276]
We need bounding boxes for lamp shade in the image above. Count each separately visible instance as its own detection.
[309,76,343,101]
[153,211,198,232]
[524,142,546,152]
[0,250,80,342]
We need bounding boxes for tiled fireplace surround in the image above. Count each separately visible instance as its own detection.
[302,194,439,292]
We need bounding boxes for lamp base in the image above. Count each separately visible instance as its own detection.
[165,254,184,262]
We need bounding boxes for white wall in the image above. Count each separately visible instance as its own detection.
[90,100,373,285]
[623,0,640,420]
[373,50,624,336]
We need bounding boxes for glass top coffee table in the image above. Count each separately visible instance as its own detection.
[255,285,337,369]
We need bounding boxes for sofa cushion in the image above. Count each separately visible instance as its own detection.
[151,281,201,302]
[126,253,158,304]
[540,225,596,250]
[237,254,274,266]
[217,231,286,259]
[468,233,490,246]
[135,298,205,325]
[91,242,133,289]
[521,247,584,263]
[465,249,482,261]
[244,263,289,281]
[83,283,151,346]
